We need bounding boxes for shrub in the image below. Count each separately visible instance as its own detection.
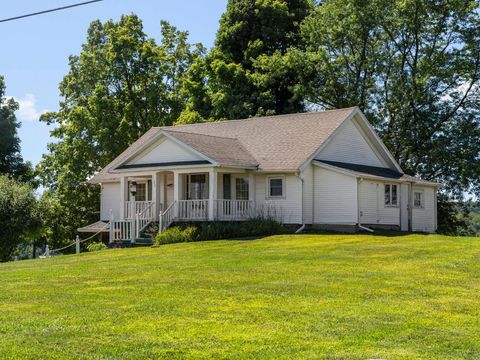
[87,242,107,252]
[154,218,287,246]
[154,226,197,245]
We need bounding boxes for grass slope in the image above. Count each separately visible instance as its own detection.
[0,233,479,359]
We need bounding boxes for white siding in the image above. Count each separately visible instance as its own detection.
[255,173,302,224]
[412,186,436,233]
[316,119,386,167]
[313,166,357,224]
[358,180,400,225]
[127,136,203,165]
[101,182,120,220]
[301,164,314,224]
[400,183,410,231]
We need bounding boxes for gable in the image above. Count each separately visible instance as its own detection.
[316,117,387,168]
[126,135,204,166]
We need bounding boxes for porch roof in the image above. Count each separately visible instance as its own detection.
[314,160,440,186]
[77,221,109,233]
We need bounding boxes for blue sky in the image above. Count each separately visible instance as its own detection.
[1,0,226,166]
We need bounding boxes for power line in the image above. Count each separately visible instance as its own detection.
[0,0,105,23]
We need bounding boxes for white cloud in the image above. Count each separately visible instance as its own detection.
[8,94,48,122]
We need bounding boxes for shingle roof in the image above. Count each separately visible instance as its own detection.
[164,130,258,167]
[315,160,439,186]
[89,107,358,183]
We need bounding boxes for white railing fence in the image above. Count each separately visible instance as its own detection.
[124,201,154,219]
[216,199,253,220]
[159,201,177,233]
[109,219,135,242]
[135,201,155,239]
[178,199,209,220]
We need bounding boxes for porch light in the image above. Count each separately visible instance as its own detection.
[129,181,137,196]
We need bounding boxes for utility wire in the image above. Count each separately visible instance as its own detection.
[0,0,105,23]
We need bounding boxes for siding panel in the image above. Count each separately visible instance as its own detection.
[316,120,385,167]
[101,182,120,220]
[255,174,302,224]
[412,186,436,233]
[313,166,357,224]
[128,137,203,165]
[359,180,400,225]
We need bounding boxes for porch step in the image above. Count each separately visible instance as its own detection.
[134,237,153,245]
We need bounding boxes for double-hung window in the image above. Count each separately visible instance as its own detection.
[384,184,398,207]
[235,177,249,200]
[413,190,424,209]
[267,176,285,199]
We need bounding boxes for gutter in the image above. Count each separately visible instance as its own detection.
[295,171,306,234]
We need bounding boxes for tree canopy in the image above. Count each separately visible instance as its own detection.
[0,176,37,261]
[180,0,312,121]
[292,0,480,197]
[0,76,31,181]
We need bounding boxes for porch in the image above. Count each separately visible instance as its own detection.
[109,168,256,243]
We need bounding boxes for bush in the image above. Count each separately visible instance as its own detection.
[154,218,287,246]
[154,226,197,245]
[87,242,107,252]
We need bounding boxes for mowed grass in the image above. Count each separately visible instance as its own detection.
[0,234,479,359]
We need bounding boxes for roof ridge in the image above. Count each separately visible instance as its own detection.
[154,107,358,129]
[163,129,238,140]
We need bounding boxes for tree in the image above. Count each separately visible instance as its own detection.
[182,0,312,121]
[293,0,480,198]
[37,15,202,243]
[0,76,32,181]
[0,176,37,262]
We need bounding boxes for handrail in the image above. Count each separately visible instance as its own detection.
[135,201,155,239]
[159,201,177,233]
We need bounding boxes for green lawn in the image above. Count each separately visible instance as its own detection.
[0,234,479,359]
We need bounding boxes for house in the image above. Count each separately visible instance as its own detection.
[79,107,439,244]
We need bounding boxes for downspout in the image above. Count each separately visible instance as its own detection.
[357,178,374,233]
[295,171,306,234]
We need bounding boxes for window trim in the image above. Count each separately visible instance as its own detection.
[413,189,425,209]
[266,175,286,199]
[384,183,399,208]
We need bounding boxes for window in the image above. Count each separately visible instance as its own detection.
[413,190,424,209]
[235,177,249,200]
[186,174,207,200]
[384,184,398,207]
[268,176,285,198]
[135,182,147,201]
[223,174,231,199]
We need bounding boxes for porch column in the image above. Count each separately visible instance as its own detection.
[248,172,256,201]
[208,168,217,220]
[248,172,256,217]
[173,171,181,217]
[152,173,161,216]
[119,176,128,220]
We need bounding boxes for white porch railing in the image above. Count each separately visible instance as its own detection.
[110,219,135,242]
[216,199,253,220]
[178,199,209,221]
[159,201,177,233]
[135,201,155,239]
[124,201,154,219]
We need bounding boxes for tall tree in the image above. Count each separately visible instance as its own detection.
[0,76,31,180]
[180,0,311,122]
[293,0,480,197]
[37,15,202,244]
[0,176,37,262]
